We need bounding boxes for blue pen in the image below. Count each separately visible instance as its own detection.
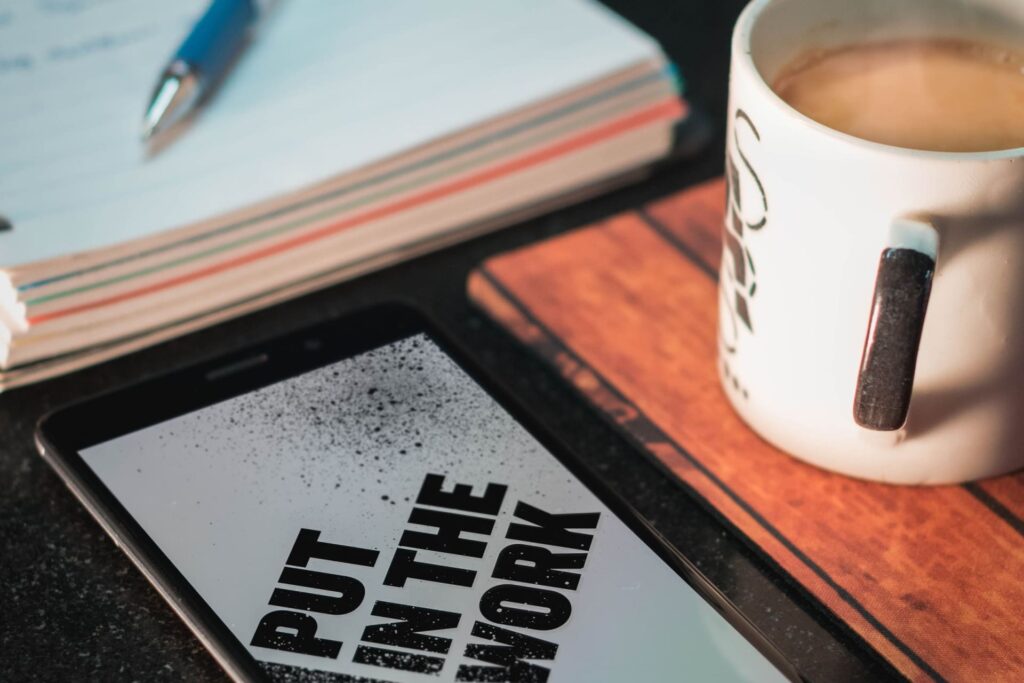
[142,0,263,142]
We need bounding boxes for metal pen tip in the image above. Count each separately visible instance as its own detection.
[141,119,158,142]
[141,61,200,143]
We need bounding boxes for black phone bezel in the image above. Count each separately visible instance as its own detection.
[35,303,803,682]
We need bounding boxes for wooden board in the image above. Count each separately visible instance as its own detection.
[467,178,1024,683]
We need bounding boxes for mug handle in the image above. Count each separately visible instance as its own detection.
[854,220,938,431]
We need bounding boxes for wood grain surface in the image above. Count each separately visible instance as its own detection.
[467,178,1024,683]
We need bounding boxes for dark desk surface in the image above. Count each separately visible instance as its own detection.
[0,2,899,681]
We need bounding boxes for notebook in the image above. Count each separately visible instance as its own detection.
[0,0,689,390]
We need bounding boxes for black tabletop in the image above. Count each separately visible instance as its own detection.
[0,2,902,681]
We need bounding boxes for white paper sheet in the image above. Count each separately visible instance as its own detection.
[0,0,659,266]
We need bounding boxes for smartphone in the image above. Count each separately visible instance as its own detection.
[36,304,800,682]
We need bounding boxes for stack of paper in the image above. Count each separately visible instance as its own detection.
[0,0,687,390]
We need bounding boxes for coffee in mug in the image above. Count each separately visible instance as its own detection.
[772,38,1024,152]
[720,0,1024,484]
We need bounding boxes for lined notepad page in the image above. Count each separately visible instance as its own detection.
[0,0,660,267]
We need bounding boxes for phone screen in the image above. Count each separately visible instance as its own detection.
[78,333,786,682]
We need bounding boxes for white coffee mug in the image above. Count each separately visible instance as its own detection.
[719,0,1024,484]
